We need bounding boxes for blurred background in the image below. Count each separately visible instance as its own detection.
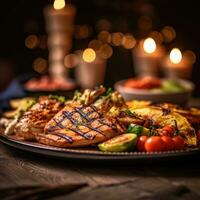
[0,0,199,96]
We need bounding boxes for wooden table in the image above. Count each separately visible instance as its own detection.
[1,98,200,200]
[1,142,200,200]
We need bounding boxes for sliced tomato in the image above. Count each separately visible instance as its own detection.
[172,136,185,150]
[145,136,165,152]
[137,136,148,152]
[161,136,174,151]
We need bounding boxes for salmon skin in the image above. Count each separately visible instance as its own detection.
[14,96,64,140]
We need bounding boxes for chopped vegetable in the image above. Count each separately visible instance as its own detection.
[127,124,149,135]
[48,95,66,103]
[98,133,138,152]
[132,106,197,146]
[106,87,113,96]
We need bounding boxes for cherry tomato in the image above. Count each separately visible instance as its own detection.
[172,136,185,150]
[162,125,174,136]
[160,130,170,136]
[137,136,148,152]
[161,136,174,151]
[145,136,165,152]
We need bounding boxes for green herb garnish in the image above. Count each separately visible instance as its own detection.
[106,88,113,96]
[49,95,66,103]
[124,109,138,117]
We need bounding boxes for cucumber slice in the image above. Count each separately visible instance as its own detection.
[98,133,138,152]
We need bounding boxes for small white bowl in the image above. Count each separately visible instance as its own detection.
[114,78,195,105]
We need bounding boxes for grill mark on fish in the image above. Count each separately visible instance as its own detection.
[69,127,93,140]
[62,108,106,137]
[88,105,102,117]
[53,118,65,129]
[62,111,78,125]
[46,104,114,143]
[50,133,73,143]
[98,119,116,130]
[75,107,91,121]
[83,124,106,137]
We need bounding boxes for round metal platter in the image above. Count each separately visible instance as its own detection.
[1,134,200,163]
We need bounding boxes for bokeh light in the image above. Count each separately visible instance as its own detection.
[98,44,113,59]
[111,32,124,46]
[53,0,65,10]
[33,58,48,73]
[98,31,111,43]
[25,35,39,49]
[64,53,79,68]
[122,34,136,49]
[96,19,112,31]
[149,31,163,44]
[88,40,103,51]
[143,37,156,54]
[184,50,196,64]
[74,25,92,39]
[82,48,96,63]
[161,26,176,43]
[169,48,182,64]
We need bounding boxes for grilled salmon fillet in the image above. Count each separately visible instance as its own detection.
[37,103,125,147]
[14,96,64,140]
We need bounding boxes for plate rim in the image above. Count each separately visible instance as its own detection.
[1,134,200,161]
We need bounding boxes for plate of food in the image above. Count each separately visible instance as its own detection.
[114,77,194,105]
[23,75,77,97]
[0,87,200,162]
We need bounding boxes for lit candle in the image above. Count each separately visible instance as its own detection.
[163,48,194,79]
[75,48,107,89]
[44,0,76,80]
[132,37,164,77]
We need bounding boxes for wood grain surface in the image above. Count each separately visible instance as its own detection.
[1,143,200,200]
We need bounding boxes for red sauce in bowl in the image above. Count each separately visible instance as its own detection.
[123,77,161,90]
[25,76,76,91]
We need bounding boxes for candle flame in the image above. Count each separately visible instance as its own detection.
[53,0,65,10]
[143,37,156,54]
[170,48,182,64]
[82,48,96,63]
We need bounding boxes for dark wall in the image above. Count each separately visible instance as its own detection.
[0,0,199,95]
